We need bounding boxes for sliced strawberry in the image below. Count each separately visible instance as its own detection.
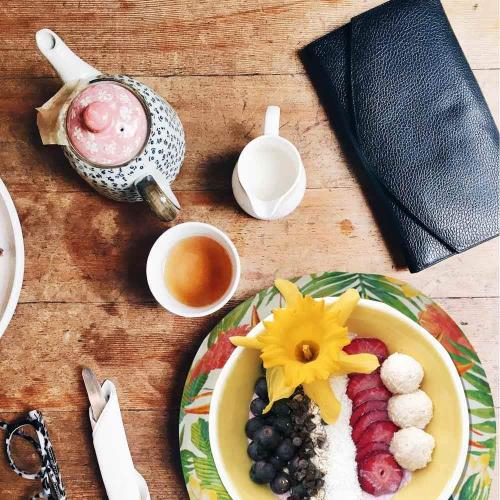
[356,442,390,464]
[352,410,390,443]
[353,386,392,409]
[343,338,389,362]
[350,400,388,428]
[358,452,403,496]
[357,421,399,449]
[347,371,384,400]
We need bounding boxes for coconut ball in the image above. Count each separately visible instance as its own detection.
[388,390,433,429]
[390,427,435,471]
[381,353,424,394]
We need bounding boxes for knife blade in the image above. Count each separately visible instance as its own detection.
[82,367,107,421]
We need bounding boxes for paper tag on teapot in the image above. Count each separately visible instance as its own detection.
[36,79,89,145]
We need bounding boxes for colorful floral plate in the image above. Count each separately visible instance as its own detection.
[179,273,496,500]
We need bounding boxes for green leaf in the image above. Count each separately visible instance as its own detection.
[458,473,480,500]
[181,373,208,415]
[448,352,485,377]
[470,408,496,419]
[299,272,356,296]
[472,421,496,434]
[180,449,196,482]
[449,352,472,366]
[255,288,268,309]
[207,298,253,347]
[362,277,406,297]
[465,390,493,407]
[192,456,228,494]
[463,372,491,394]
[367,290,417,321]
[470,364,487,377]
[448,339,480,362]
[191,418,212,457]
[310,281,357,298]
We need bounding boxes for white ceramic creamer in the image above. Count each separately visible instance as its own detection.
[232,106,306,220]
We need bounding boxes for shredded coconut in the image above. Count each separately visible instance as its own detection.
[323,375,363,500]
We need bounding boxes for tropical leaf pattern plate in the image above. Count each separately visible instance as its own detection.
[179,273,496,500]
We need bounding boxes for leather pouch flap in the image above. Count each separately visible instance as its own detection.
[348,0,499,252]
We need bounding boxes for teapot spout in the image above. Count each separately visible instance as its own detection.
[36,29,100,84]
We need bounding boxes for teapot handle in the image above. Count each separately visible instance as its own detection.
[135,174,180,222]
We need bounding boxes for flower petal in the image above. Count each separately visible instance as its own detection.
[336,351,379,374]
[283,361,305,388]
[263,366,296,413]
[326,288,360,325]
[275,279,303,307]
[230,336,262,349]
[303,379,340,424]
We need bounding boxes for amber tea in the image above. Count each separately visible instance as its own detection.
[164,236,233,307]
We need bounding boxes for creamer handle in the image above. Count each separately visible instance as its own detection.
[263,106,280,137]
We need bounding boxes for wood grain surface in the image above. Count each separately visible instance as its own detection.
[0,0,498,498]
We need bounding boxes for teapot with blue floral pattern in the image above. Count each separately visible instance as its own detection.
[36,29,185,221]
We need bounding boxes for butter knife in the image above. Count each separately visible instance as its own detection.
[82,367,107,421]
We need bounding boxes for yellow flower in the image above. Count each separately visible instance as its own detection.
[231,279,379,424]
[187,475,218,500]
[469,453,492,487]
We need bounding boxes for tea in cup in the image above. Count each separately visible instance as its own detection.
[147,223,241,317]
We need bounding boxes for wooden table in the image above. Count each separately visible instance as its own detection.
[0,1,498,498]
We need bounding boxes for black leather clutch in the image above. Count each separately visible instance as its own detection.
[302,0,499,272]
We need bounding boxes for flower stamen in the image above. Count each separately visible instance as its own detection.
[296,341,319,363]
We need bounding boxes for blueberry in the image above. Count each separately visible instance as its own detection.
[255,425,281,450]
[274,416,293,436]
[292,436,303,447]
[254,377,268,400]
[250,461,276,484]
[270,472,292,494]
[269,455,285,471]
[247,441,268,461]
[264,414,276,426]
[245,417,265,439]
[250,398,267,416]
[276,438,296,461]
[271,399,291,416]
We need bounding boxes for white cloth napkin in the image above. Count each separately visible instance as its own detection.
[89,380,151,500]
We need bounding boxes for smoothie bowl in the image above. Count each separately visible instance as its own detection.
[209,282,469,500]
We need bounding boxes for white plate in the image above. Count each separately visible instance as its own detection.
[0,179,24,340]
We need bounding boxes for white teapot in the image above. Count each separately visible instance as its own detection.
[36,29,185,221]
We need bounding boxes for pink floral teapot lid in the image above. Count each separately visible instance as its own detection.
[66,81,148,166]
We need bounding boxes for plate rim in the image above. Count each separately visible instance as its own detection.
[0,179,24,340]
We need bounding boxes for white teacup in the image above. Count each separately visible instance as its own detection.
[232,106,306,220]
[146,222,241,317]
